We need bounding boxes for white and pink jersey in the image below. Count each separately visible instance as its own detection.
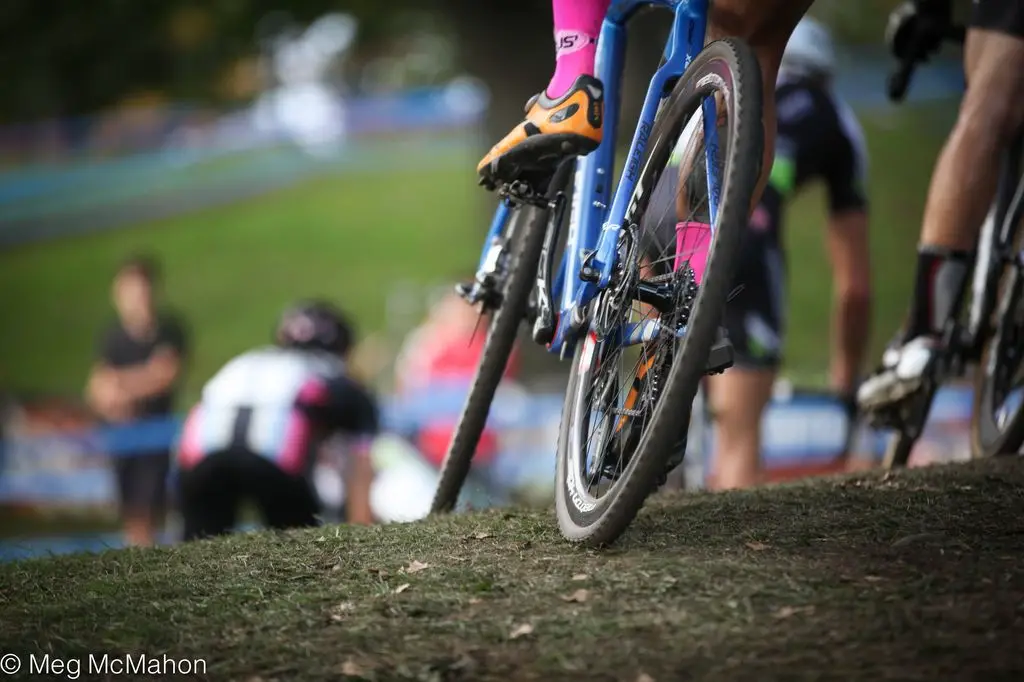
[177,346,378,476]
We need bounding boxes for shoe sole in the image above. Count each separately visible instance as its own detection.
[479,133,599,190]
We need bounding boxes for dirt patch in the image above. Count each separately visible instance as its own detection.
[1,458,1023,681]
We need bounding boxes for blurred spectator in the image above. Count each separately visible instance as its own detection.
[393,289,520,469]
[647,18,871,489]
[708,19,870,488]
[85,254,189,546]
[175,300,378,540]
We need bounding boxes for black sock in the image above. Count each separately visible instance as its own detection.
[903,246,973,342]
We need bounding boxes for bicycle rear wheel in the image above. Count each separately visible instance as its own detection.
[971,265,1024,457]
[554,38,763,546]
[429,166,570,513]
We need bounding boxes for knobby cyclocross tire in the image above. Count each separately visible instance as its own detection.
[555,38,763,547]
[882,431,915,469]
[429,167,569,514]
[971,266,1024,457]
[881,376,938,469]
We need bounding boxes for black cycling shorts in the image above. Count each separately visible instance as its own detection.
[113,449,170,523]
[971,0,1024,39]
[719,229,786,370]
[177,448,320,541]
[641,169,785,370]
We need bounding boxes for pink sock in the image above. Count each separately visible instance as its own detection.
[546,0,610,99]
[674,222,712,285]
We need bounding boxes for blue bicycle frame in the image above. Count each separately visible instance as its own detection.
[474,0,723,358]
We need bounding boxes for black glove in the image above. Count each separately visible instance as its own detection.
[886,0,951,63]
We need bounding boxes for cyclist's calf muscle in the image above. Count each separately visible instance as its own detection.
[922,29,1024,251]
[708,0,816,208]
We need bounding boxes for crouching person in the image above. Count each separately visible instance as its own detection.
[175,300,378,540]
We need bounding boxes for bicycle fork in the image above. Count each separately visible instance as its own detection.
[532,188,568,345]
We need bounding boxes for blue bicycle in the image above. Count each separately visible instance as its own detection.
[430,0,765,547]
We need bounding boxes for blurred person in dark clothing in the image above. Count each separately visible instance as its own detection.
[175,300,378,540]
[86,254,188,547]
[645,18,871,489]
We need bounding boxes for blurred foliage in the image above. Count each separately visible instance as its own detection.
[1,0,940,124]
[814,0,972,43]
[811,0,904,43]
[0,0,438,123]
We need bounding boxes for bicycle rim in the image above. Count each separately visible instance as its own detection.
[972,266,1024,457]
[555,38,764,547]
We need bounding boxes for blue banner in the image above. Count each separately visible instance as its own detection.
[0,385,976,505]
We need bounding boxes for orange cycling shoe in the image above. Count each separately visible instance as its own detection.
[477,75,604,190]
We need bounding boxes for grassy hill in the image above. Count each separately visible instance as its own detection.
[0,102,955,403]
[1,457,1021,680]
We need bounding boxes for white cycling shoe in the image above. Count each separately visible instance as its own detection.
[857,335,940,411]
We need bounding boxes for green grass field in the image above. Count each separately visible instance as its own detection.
[2,458,1022,680]
[0,102,956,404]
[0,164,483,403]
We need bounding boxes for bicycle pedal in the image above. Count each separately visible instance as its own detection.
[704,337,734,375]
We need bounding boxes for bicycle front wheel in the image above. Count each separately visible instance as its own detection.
[554,38,764,547]
[429,166,570,513]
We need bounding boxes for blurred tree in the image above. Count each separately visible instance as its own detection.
[0,1,173,123]
[0,0,394,123]
[812,0,970,43]
[0,0,955,125]
[812,0,902,43]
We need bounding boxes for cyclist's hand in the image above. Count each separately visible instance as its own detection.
[886,0,949,63]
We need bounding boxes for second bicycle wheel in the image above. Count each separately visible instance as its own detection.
[555,38,763,546]
[972,264,1024,457]
[429,163,572,513]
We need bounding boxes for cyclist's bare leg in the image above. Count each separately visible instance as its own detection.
[477,0,609,188]
[708,0,816,207]
[859,27,1024,409]
[706,367,774,490]
[919,30,1024,253]
[479,0,815,192]
[674,0,815,216]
